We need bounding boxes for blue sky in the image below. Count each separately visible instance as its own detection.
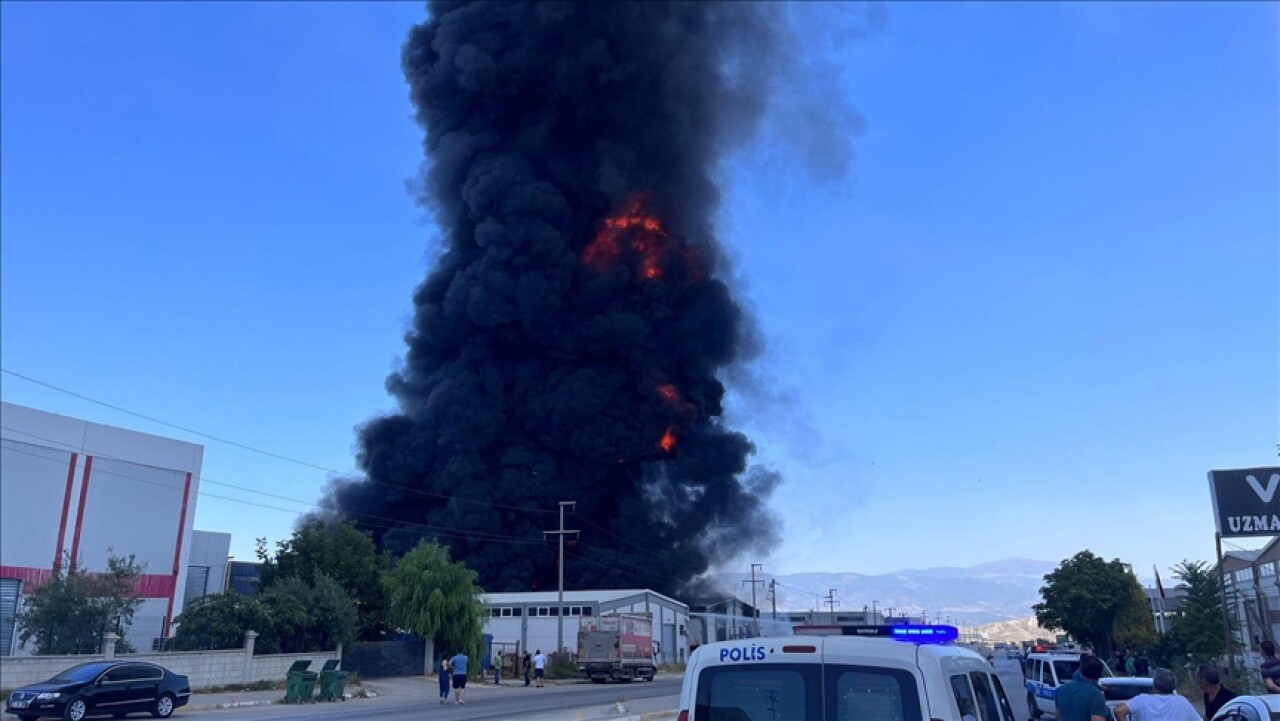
[3,2,1276,581]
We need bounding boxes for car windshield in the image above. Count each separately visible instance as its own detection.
[51,663,112,683]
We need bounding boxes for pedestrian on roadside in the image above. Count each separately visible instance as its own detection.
[533,649,547,688]
[1125,653,1137,677]
[450,650,470,704]
[1197,663,1236,720]
[1261,640,1280,693]
[1055,656,1109,721]
[1136,654,1151,678]
[437,654,451,704]
[494,652,502,685]
[1113,668,1201,721]
[523,651,532,687]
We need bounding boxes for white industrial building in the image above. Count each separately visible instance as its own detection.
[482,589,690,665]
[0,402,204,655]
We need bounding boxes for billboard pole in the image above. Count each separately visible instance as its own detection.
[1216,532,1234,671]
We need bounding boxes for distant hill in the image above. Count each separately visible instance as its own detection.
[975,616,1060,643]
[714,558,1054,625]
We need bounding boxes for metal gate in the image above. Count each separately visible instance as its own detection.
[341,638,425,678]
[0,578,21,657]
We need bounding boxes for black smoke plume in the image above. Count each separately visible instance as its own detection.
[333,1,808,598]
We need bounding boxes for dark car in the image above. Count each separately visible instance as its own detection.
[5,661,190,720]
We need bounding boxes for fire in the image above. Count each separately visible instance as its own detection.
[580,195,677,281]
[659,427,677,453]
[656,384,679,403]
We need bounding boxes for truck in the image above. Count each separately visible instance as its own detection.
[577,612,657,683]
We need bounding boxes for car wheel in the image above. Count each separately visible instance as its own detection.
[63,697,88,721]
[151,693,176,719]
[1028,693,1041,719]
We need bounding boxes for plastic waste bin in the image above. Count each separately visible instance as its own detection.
[285,660,317,703]
[318,659,349,702]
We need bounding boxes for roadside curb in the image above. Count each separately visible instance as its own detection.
[187,699,278,711]
[621,710,677,721]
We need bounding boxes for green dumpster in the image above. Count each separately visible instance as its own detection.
[317,659,349,702]
[284,660,317,703]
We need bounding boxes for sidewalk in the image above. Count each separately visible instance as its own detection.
[184,672,683,712]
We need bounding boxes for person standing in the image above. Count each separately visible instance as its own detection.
[533,649,547,688]
[494,652,502,685]
[450,650,470,704]
[437,654,451,705]
[523,651,532,687]
[1197,663,1236,720]
[1113,668,1201,721]
[1055,656,1110,721]
[1261,640,1280,693]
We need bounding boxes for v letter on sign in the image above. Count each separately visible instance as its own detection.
[1246,474,1280,504]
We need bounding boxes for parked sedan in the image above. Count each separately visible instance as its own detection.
[5,660,190,720]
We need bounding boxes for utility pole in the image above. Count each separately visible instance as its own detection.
[872,600,879,623]
[770,579,778,621]
[544,501,579,654]
[742,564,765,637]
[825,589,839,625]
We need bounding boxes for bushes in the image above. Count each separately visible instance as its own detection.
[171,573,358,654]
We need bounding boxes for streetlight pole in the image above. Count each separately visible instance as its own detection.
[543,501,579,654]
[743,564,764,637]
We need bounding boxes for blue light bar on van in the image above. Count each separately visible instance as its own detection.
[830,625,959,644]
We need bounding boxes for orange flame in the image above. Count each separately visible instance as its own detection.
[659,427,677,453]
[581,196,671,281]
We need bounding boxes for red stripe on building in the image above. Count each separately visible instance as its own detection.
[0,566,54,590]
[53,452,79,570]
[0,566,173,597]
[69,455,93,563]
[162,472,193,638]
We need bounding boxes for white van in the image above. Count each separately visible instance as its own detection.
[676,627,1018,721]
[1024,652,1152,719]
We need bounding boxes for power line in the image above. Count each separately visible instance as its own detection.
[1,369,555,516]
[571,511,708,574]
[1,438,545,548]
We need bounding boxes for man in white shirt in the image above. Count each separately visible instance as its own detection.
[533,649,547,687]
[1114,668,1202,721]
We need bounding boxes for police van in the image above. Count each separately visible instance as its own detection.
[1024,651,1152,719]
[676,625,1018,721]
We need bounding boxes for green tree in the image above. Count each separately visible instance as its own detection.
[258,520,388,639]
[1034,550,1132,655]
[169,593,277,653]
[1168,560,1234,660]
[1114,571,1157,651]
[383,541,486,666]
[258,573,359,653]
[16,552,145,655]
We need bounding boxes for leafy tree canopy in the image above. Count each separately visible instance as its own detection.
[16,552,145,655]
[258,573,360,653]
[1034,550,1133,656]
[258,519,388,639]
[384,541,486,664]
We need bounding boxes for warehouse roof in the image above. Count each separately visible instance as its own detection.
[482,588,687,610]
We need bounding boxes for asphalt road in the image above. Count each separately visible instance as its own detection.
[193,677,682,721]
[994,655,1032,721]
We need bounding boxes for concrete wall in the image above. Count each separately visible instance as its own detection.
[0,643,339,690]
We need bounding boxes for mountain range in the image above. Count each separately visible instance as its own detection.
[715,558,1054,625]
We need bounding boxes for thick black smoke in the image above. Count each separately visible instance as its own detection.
[333,1,806,598]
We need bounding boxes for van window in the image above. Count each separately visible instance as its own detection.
[1029,660,1041,684]
[969,672,1000,721]
[991,675,1016,721]
[950,675,979,721]
[1052,661,1079,686]
[830,666,923,721]
[695,664,819,721]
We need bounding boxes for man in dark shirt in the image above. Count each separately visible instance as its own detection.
[1057,656,1110,721]
[1198,663,1236,720]
[1262,640,1280,693]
